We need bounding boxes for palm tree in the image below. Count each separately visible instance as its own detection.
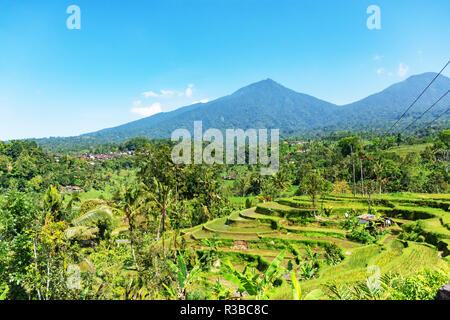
[116,186,144,270]
[70,205,115,240]
[147,178,176,257]
[271,169,291,191]
[236,173,252,197]
[304,170,323,216]
[43,186,64,221]
[65,191,81,221]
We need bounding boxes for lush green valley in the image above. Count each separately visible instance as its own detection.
[1,130,449,300]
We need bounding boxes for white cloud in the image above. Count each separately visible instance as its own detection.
[373,55,383,61]
[185,84,194,97]
[133,100,142,106]
[397,63,409,77]
[142,84,196,99]
[191,99,209,104]
[376,68,384,75]
[131,102,162,117]
[160,90,174,97]
[142,91,159,98]
[142,89,177,98]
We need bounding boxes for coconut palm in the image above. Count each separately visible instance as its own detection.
[115,185,145,270]
[235,173,252,197]
[146,178,176,257]
[271,169,291,191]
[71,205,115,240]
[43,186,64,221]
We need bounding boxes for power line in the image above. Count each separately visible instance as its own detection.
[386,59,450,135]
[415,107,450,133]
[399,90,449,134]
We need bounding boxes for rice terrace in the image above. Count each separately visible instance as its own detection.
[177,192,450,299]
[0,0,450,306]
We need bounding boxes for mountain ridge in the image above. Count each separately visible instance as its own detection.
[31,72,450,148]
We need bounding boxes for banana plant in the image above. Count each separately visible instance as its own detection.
[304,245,319,262]
[300,261,317,280]
[211,277,234,300]
[221,250,286,300]
[291,271,323,300]
[200,239,221,269]
[164,252,202,300]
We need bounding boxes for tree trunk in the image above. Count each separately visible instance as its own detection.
[46,254,52,300]
[130,239,139,271]
[350,145,356,197]
[33,237,42,300]
[156,218,161,241]
[360,157,364,198]
[127,210,139,271]
[312,194,317,215]
[161,207,167,258]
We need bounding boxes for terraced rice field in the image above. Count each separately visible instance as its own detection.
[179,193,450,296]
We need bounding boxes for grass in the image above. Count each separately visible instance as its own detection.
[387,143,432,156]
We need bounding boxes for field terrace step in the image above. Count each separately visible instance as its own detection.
[256,202,313,217]
[279,220,347,239]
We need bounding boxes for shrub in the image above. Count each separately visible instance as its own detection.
[390,270,449,300]
[346,228,375,244]
[331,180,351,195]
[325,243,344,265]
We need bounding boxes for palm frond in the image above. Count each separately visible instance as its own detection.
[72,206,114,227]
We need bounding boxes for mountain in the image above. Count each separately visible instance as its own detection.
[82,78,341,141]
[339,72,450,129]
[33,72,450,149]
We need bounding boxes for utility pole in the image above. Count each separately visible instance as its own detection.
[350,145,356,197]
[360,156,364,198]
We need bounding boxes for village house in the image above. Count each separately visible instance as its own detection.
[287,141,307,146]
[62,186,84,193]
[357,213,392,229]
[79,151,135,162]
[357,213,377,225]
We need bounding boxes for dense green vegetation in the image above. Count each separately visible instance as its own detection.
[0,130,449,300]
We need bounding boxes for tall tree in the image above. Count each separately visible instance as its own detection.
[115,186,144,270]
[146,178,176,257]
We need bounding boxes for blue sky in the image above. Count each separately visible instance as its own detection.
[0,0,449,140]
